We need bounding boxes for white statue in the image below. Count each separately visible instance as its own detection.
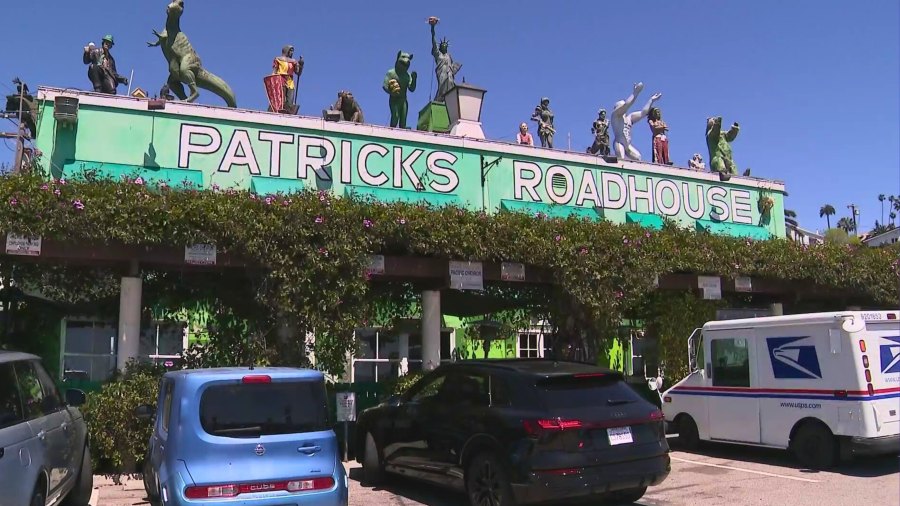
[612,82,661,161]
[689,153,706,171]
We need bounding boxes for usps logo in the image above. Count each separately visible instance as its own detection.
[767,336,822,379]
[879,336,900,374]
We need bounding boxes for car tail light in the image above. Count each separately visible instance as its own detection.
[524,410,664,436]
[888,313,897,320]
[242,375,271,384]
[286,478,334,492]
[184,478,333,499]
[185,485,239,499]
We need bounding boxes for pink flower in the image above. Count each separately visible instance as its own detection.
[249,194,258,200]
[211,183,220,190]
[645,232,651,238]
[364,219,373,228]
[457,210,464,216]
[623,238,629,244]
[72,200,84,210]
[9,198,16,206]
[40,185,48,190]
[616,291,624,298]
[265,197,273,205]
[282,199,291,206]
[580,248,588,255]
[159,181,169,189]
[134,177,145,185]
[318,248,328,256]
[35,214,40,219]
[315,217,324,223]
[555,235,563,242]
[53,189,60,195]
[398,218,406,225]
[59,179,67,185]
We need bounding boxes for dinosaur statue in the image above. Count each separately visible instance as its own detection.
[705,116,740,181]
[382,51,417,128]
[147,0,237,108]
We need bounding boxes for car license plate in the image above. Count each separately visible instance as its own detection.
[607,426,633,446]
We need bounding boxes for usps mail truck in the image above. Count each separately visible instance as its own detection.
[661,311,900,469]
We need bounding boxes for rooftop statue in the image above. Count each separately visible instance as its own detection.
[333,90,364,123]
[383,51,417,128]
[531,98,555,148]
[83,35,128,94]
[266,45,303,114]
[705,117,740,181]
[612,82,661,161]
[148,0,237,108]
[647,106,670,165]
[428,17,462,102]
[517,123,534,146]
[688,153,706,171]
[587,109,610,156]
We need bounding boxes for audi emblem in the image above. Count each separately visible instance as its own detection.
[254,444,266,456]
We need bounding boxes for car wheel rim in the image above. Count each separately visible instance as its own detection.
[472,460,502,506]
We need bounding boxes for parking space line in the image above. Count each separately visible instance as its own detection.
[670,456,820,483]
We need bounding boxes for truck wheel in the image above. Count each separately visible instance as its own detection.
[62,445,93,506]
[466,452,514,506]
[362,432,386,486]
[677,415,700,451]
[792,423,835,469]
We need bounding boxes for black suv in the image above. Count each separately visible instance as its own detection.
[356,359,669,506]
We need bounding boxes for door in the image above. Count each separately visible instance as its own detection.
[388,371,449,474]
[33,361,78,488]
[15,360,70,496]
[706,331,761,443]
[0,361,36,506]
[427,370,491,485]
[150,379,174,494]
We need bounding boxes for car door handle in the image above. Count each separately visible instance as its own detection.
[37,430,46,441]
[298,445,321,455]
[61,422,69,431]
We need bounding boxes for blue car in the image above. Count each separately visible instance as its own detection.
[137,367,348,506]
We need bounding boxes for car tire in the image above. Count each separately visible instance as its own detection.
[677,415,700,451]
[610,486,647,504]
[30,483,46,506]
[465,452,515,506]
[792,423,835,470]
[362,432,386,486]
[62,445,93,506]
[143,459,159,502]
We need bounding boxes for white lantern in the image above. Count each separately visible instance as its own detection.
[443,81,486,139]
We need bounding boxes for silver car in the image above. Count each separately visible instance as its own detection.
[0,352,92,506]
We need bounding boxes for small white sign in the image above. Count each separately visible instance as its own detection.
[6,233,41,256]
[185,244,216,265]
[336,392,356,422]
[449,260,484,291]
[652,274,659,288]
[734,276,752,292]
[501,262,525,282]
[607,426,634,446]
[698,276,722,300]
[366,255,385,275]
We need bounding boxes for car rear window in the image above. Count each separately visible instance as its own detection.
[0,363,24,430]
[199,380,329,438]
[535,374,643,409]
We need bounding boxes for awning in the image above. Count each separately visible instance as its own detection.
[500,199,603,221]
[250,176,304,195]
[625,212,664,229]
[696,219,772,239]
[344,185,461,206]
[61,161,203,188]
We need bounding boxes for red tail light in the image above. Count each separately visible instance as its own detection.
[887,313,897,320]
[184,478,333,499]
[574,373,606,378]
[242,375,271,384]
[523,410,664,436]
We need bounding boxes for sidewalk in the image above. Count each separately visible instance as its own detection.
[91,475,145,506]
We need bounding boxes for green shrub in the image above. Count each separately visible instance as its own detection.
[82,362,162,473]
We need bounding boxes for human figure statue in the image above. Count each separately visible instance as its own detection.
[382,51,417,128]
[688,153,706,171]
[272,45,304,113]
[517,123,534,146]
[428,17,462,102]
[148,0,237,108]
[705,116,740,181]
[83,35,128,94]
[333,90,364,123]
[587,109,610,156]
[612,82,661,161]
[647,107,670,164]
[531,98,555,148]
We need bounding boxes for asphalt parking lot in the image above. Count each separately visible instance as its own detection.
[347,440,899,506]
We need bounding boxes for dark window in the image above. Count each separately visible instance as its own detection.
[32,362,61,412]
[409,373,446,403]
[490,375,513,407]
[14,361,49,420]
[440,332,452,360]
[161,381,174,432]
[199,380,329,438]
[443,372,490,407]
[0,363,24,429]
[536,374,642,410]
[711,338,750,387]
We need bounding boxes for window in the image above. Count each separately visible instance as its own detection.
[0,363,24,430]
[161,381,174,432]
[490,375,513,407]
[353,328,455,382]
[62,320,116,382]
[199,380,329,438]
[32,362,62,412]
[536,374,642,410]
[518,333,540,358]
[711,338,750,387]
[14,361,49,420]
[409,373,447,403]
[443,372,490,407]
[139,321,186,369]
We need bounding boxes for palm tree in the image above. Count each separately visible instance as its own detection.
[879,194,886,225]
[784,209,799,228]
[819,204,835,229]
[837,217,856,234]
[891,211,897,226]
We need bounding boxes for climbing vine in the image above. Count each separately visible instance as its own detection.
[0,172,895,376]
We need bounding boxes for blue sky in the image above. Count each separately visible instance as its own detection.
[1,0,897,232]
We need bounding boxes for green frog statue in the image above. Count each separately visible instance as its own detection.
[382,51,418,128]
[705,117,740,181]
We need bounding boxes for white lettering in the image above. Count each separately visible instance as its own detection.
[682,182,705,219]
[340,140,352,184]
[297,136,335,180]
[357,144,389,186]
[655,179,681,216]
[257,131,294,177]
[218,130,260,175]
[601,172,627,210]
[575,170,602,207]
[393,147,424,189]
[731,190,753,224]
[179,124,221,168]
[707,186,730,221]
[426,151,459,193]
[628,175,654,213]
[545,165,574,205]
[514,161,541,201]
